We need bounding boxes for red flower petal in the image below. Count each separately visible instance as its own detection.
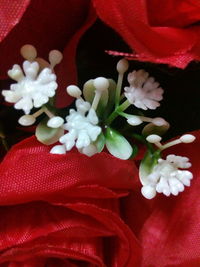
[93,0,200,68]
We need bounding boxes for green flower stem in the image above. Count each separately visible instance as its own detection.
[43,106,54,118]
[115,73,124,108]
[106,99,131,125]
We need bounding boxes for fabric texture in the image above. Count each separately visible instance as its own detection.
[0,131,200,266]
[93,0,200,68]
[0,137,141,266]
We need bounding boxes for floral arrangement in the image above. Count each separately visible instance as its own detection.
[0,1,200,266]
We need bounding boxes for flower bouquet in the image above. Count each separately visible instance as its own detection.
[0,1,200,266]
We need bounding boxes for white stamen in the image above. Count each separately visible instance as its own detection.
[116,59,129,74]
[146,134,162,143]
[20,44,37,61]
[179,134,196,143]
[49,50,63,69]
[47,116,64,128]
[127,115,143,126]
[66,85,82,98]
[18,115,36,126]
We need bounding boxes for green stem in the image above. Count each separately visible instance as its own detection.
[115,73,123,108]
[106,100,131,125]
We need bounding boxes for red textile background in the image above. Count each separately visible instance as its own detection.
[93,0,200,68]
[0,131,200,266]
[0,137,141,266]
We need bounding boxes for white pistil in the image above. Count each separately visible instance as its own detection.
[115,59,129,107]
[92,77,109,110]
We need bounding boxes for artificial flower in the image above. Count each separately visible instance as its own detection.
[51,99,101,154]
[2,61,57,114]
[124,70,163,110]
[141,154,193,199]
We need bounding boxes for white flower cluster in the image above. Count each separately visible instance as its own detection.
[2,61,57,114]
[124,69,163,110]
[50,98,101,155]
[141,154,193,199]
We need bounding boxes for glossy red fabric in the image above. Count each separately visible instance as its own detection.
[0,0,30,42]
[0,137,141,266]
[0,0,96,107]
[93,0,200,68]
[0,131,200,266]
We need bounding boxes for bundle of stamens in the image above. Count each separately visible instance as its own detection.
[1,46,196,200]
[140,134,196,199]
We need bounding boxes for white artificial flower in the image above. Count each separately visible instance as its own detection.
[141,154,193,199]
[2,61,57,114]
[51,99,101,154]
[124,69,163,110]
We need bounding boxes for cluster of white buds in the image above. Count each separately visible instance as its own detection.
[2,44,63,128]
[124,69,163,110]
[50,77,109,156]
[141,155,193,199]
[141,134,196,199]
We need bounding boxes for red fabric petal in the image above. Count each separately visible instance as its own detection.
[147,0,200,28]
[92,0,200,68]
[0,0,30,42]
[0,136,141,266]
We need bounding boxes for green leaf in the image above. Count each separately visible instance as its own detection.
[36,118,64,145]
[142,122,170,137]
[94,132,105,152]
[139,150,160,185]
[105,127,133,160]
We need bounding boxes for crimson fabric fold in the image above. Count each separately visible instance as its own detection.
[0,136,141,266]
[92,0,200,68]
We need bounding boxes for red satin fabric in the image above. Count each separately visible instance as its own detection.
[0,137,141,266]
[0,0,30,42]
[92,0,200,68]
[0,131,200,266]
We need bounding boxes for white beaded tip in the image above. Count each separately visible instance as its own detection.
[18,115,36,126]
[47,116,64,128]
